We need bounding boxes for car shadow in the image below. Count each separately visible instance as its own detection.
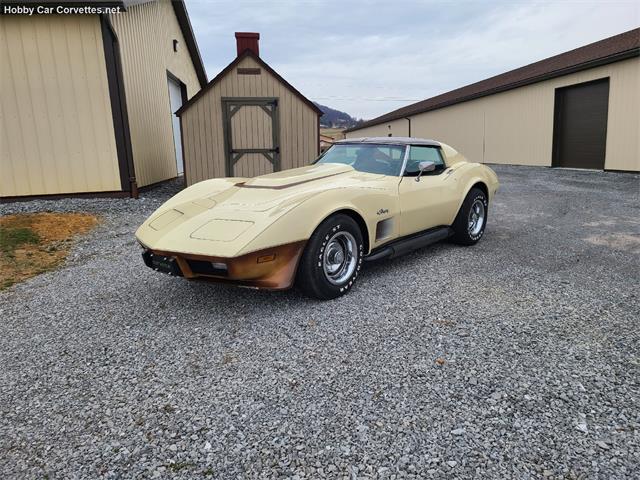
[135,236,487,328]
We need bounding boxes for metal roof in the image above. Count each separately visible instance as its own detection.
[345,28,640,133]
[335,137,440,146]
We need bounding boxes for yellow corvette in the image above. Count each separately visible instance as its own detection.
[136,138,499,299]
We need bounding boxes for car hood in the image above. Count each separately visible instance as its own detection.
[136,163,389,257]
[218,163,361,211]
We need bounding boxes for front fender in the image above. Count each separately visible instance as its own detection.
[238,186,396,256]
[154,177,245,211]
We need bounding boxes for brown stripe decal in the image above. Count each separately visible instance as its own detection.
[235,171,347,190]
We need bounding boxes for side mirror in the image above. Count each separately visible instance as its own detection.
[415,161,436,182]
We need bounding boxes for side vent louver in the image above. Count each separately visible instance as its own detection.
[376,218,394,241]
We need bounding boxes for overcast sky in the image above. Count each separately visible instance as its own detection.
[186,0,639,120]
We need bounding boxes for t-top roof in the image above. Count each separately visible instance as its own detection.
[335,137,440,146]
[177,49,323,117]
[345,28,640,133]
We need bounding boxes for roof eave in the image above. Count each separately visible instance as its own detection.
[171,0,208,88]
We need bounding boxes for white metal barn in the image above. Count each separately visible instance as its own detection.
[1,0,207,199]
[346,29,639,172]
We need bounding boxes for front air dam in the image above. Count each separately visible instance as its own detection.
[143,240,307,290]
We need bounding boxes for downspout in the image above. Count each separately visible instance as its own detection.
[317,115,321,155]
[113,36,138,198]
[100,14,138,199]
[482,111,486,163]
[405,117,411,137]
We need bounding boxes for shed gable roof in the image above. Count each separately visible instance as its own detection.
[176,50,323,116]
[345,28,640,133]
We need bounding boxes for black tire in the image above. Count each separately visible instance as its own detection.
[297,214,364,300]
[451,187,488,245]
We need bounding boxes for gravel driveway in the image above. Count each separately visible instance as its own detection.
[1,166,638,479]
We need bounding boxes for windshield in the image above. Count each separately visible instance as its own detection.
[316,144,406,176]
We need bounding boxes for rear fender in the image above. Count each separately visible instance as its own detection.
[453,165,498,215]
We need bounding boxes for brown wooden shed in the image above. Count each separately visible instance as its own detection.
[176,33,323,185]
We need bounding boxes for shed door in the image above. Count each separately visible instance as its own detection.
[552,79,609,170]
[222,98,280,177]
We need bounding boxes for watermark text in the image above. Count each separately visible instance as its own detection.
[3,5,123,16]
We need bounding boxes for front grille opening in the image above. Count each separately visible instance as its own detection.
[186,260,228,277]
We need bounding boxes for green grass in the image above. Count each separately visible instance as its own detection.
[1,212,99,291]
[0,226,40,255]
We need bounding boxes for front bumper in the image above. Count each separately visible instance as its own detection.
[141,240,306,290]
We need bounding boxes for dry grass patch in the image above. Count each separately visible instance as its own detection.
[0,212,99,289]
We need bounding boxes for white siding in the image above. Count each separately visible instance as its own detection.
[0,15,121,197]
[109,0,202,187]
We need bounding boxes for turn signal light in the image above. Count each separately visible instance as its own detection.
[257,253,276,263]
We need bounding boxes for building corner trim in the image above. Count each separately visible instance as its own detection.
[100,14,138,198]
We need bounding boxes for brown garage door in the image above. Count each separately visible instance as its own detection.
[552,78,609,170]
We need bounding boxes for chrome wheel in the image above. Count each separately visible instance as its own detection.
[468,199,485,236]
[323,231,358,285]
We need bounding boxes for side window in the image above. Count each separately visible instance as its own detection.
[378,147,403,161]
[404,146,446,175]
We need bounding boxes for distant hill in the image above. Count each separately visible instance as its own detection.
[314,102,364,129]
